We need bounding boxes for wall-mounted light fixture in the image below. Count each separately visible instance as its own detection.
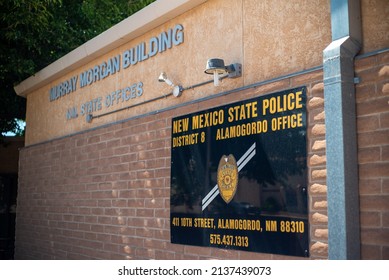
[204,58,242,86]
[158,72,183,97]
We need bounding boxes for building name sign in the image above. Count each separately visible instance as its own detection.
[48,24,184,104]
[65,81,144,120]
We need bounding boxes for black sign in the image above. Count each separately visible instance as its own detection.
[170,87,308,257]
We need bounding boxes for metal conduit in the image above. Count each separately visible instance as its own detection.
[323,0,362,259]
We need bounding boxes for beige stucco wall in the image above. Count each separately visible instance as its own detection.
[361,0,389,53]
[21,0,388,145]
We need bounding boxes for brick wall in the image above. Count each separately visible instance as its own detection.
[355,51,389,259]
[14,51,388,259]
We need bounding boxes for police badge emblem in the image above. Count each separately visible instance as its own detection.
[217,154,239,203]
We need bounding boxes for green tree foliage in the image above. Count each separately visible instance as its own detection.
[0,0,154,136]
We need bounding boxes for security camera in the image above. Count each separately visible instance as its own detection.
[158,72,174,86]
[158,72,182,97]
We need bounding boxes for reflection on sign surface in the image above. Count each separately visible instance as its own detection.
[170,87,309,257]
